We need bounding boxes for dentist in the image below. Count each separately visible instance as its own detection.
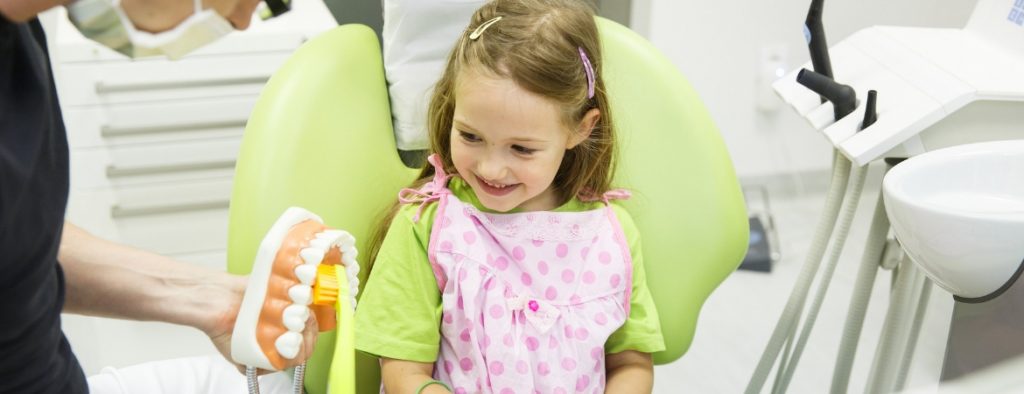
[0,0,316,393]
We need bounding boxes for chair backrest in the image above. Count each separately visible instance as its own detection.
[228,19,747,394]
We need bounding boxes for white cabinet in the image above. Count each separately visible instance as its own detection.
[46,0,337,374]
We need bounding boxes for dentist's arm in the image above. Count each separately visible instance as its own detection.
[0,0,67,21]
[605,350,655,393]
[57,221,317,370]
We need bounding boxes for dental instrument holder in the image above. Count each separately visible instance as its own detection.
[773,0,1024,168]
[771,0,1024,388]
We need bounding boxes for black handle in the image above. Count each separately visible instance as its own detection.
[797,68,857,121]
[805,0,833,103]
[860,90,878,130]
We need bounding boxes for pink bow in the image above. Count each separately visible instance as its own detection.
[506,295,561,333]
[398,154,452,222]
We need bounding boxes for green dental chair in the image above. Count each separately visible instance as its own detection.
[227,18,748,394]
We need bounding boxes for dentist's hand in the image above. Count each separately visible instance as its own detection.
[202,272,321,375]
[119,0,262,33]
[58,222,320,376]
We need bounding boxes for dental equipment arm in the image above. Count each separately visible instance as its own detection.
[57,221,319,373]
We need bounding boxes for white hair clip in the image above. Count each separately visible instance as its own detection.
[469,16,503,40]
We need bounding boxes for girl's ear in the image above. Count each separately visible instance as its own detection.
[567,108,600,149]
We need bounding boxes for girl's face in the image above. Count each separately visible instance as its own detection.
[450,69,591,212]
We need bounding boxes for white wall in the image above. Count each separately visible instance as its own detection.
[635,0,978,178]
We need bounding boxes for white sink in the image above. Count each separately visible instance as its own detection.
[883,140,1024,300]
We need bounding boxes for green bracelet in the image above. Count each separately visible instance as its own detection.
[415,379,451,394]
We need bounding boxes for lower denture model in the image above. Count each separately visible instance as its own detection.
[231,207,360,383]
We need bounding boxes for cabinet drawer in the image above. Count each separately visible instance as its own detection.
[58,52,289,106]
[70,137,240,190]
[67,179,232,256]
[64,96,254,149]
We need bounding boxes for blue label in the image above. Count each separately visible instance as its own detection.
[803,24,812,44]
[1011,2,1024,26]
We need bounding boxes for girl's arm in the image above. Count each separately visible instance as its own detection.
[605,350,654,393]
[381,358,451,393]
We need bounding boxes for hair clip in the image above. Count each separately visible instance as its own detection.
[578,47,595,99]
[469,16,503,40]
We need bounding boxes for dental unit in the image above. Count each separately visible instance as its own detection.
[750,0,1024,393]
[231,207,360,394]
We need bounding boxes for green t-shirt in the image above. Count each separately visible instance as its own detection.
[354,177,665,363]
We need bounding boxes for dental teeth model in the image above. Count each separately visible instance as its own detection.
[231,207,360,372]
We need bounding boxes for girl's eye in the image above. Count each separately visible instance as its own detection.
[459,131,481,143]
[512,145,537,155]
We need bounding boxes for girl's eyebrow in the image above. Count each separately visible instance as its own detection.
[453,118,479,132]
[454,118,548,143]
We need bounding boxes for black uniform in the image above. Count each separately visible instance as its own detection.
[1,14,88,394]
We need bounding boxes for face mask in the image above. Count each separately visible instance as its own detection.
[66,0,234,60]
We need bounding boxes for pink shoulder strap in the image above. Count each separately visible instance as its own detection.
[579,188,632,205]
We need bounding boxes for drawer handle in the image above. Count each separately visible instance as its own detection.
[111,199,230,218]
[95,76,269,94]
[101,120,248,137]
[106,160,236,178]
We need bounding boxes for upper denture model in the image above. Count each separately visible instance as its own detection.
[231,207,360,371]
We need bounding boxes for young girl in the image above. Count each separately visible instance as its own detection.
[354,1,665,392]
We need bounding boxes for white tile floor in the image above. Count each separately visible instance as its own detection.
[64,166,960,393]
[654,167,955,393]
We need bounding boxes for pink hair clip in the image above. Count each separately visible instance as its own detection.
[578,47,595,99]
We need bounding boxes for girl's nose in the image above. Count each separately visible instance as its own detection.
[477,154,507,181]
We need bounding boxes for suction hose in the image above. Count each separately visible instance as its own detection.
[776,160,869,393]
[894,277,932,392]
[746,152,851,394]
[865,259,928,394]
[830,91,887,394]
[829,179,892,393]
[245,362,307,394]
[749,89,874,393]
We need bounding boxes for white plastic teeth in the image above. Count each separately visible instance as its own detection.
[294,264,317,285]
[283,304,310,332]
[277,229,362,360]
[299,248,325,266]
[289,284,312,305]
[308,238,332,250]
[275,332,302,359]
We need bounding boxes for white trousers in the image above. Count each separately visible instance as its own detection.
[87,355,297,394]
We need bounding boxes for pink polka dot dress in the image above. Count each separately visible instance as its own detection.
[403,155,633,394]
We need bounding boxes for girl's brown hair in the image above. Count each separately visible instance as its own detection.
[366,0,616,268]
